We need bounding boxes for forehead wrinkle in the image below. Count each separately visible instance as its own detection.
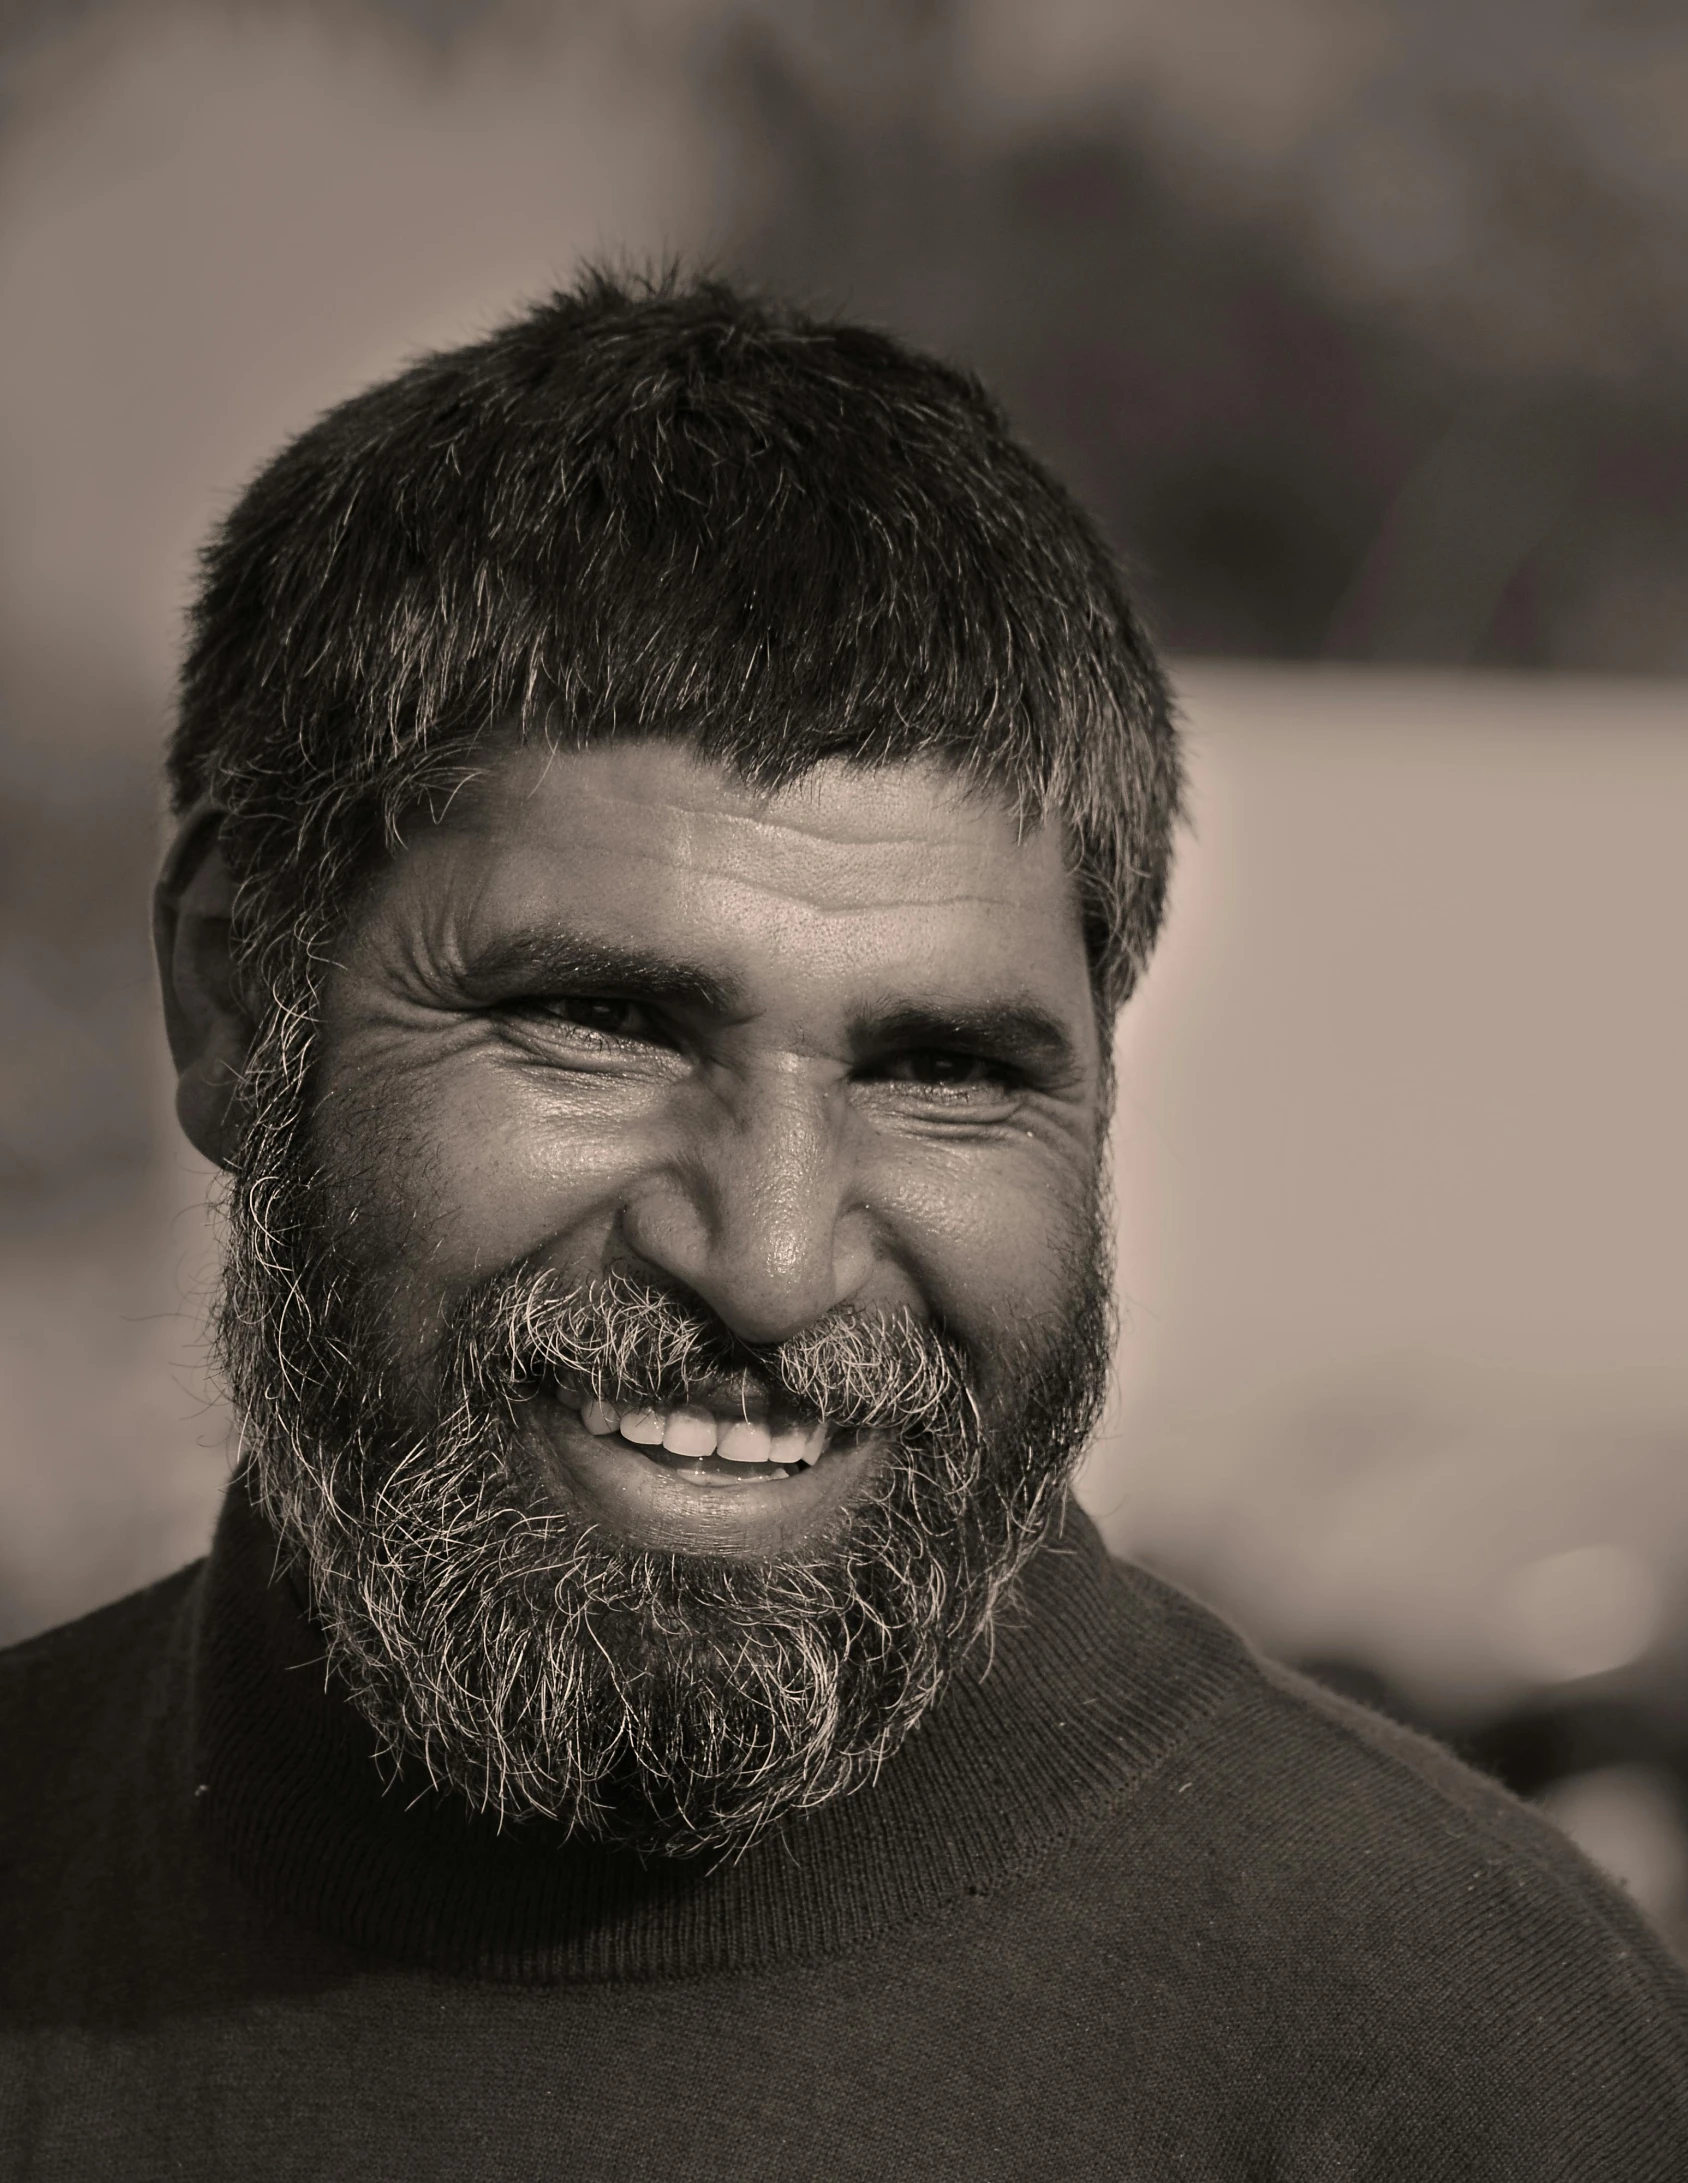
[446,737,1049,855]
[585,852,1057,923]
[435,821,1076,931]
[376,741,1090,994]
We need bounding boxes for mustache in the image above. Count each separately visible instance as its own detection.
[442,1266,981,1440]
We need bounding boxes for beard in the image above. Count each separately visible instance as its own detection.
[218,1096,1115,1860]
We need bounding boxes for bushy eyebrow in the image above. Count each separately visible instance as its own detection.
[464,926,1084,1075]
[461,930,738,1014]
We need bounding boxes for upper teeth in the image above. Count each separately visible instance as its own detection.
[578,1397,826,1467]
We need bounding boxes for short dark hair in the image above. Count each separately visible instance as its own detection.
[171,268,1181,1031]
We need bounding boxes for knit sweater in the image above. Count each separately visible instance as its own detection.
[2,1483,1686,2181]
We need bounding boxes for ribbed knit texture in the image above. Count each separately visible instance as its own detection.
[194,1484,1244,1982]
[4,1481,1687,2180]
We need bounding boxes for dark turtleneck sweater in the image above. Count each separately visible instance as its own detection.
[2,1484,1686,2180]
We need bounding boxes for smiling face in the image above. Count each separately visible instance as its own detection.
[192,735,1116,1850]
[157,274,1180,1853]
[308,737,1107,1561]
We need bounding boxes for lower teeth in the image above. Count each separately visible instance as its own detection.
[652,1450,792,1477]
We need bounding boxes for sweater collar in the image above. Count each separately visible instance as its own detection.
[191,1479,1246,1982]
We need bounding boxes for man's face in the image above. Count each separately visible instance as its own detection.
[222,737,1114,1852]
[311,738,1107,1558]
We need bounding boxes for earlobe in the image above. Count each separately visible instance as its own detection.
[154,803,252,1169]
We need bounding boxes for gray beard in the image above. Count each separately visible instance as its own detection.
[218,1145,1115,1860]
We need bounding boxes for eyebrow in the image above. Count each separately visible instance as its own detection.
[459,930,739,1014]
[462,928,1083,1075]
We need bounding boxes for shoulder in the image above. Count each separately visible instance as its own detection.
[1109,1556,1684,1978]
[0,1564,203,1831]
[1077,1560,1688,2161]
[0,1561,202,1707]
[1235,1640,1677,1952]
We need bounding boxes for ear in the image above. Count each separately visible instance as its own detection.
[154,803,253,1169]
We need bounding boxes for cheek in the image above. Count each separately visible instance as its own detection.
[309,1054,637,1338]
[867,1135,1103,1360]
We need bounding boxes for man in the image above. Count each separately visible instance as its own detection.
[1,271,1684,2179]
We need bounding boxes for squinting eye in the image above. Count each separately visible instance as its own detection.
[557,997,644,1038]
[887,1050,1007,1089]
[504,994,663,1045]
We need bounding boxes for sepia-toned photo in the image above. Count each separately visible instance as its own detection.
[2,4,1685,2173]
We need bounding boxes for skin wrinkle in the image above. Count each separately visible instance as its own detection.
[161,275,1180,1859]
[314,753,1101,1340]
[211,749,1119,1856]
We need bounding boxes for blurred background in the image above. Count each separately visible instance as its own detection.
[1,0,1685,1945]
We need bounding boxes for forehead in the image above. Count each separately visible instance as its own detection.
[387,737,1092,1011]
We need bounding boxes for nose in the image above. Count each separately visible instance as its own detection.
[619,1067,875,1348]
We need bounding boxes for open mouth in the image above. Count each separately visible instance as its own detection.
[559,1391,832,1482]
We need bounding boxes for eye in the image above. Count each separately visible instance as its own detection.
[872,1049,1019,1094]
[551,997,648,1039]
[498,994,670,1049]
